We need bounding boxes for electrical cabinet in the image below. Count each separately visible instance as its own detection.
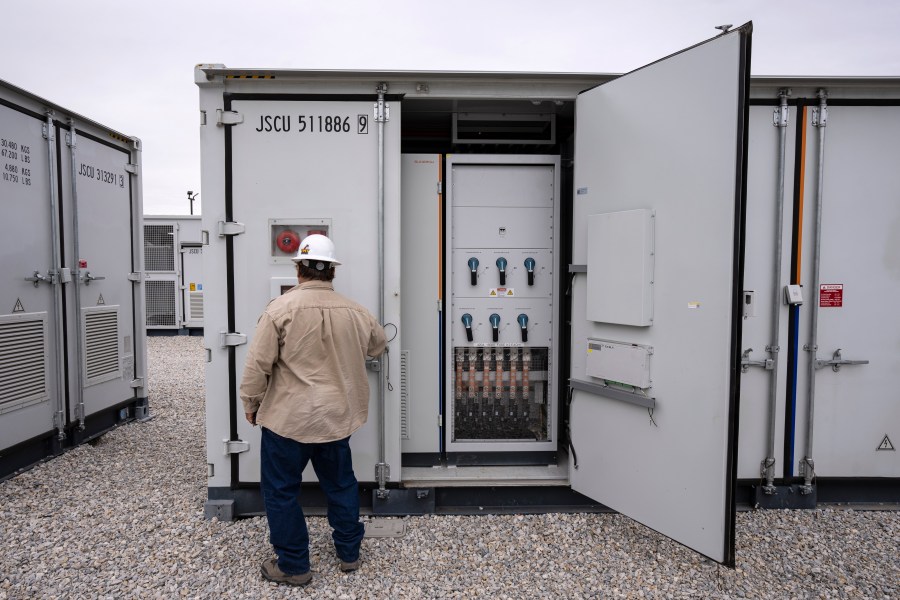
[445,156,560,458]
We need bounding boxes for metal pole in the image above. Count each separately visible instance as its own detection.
[802,89,828,493]
[67,120,86,430]
[762,90,789,492]
[375,83,389,498]
[44,113,67,441]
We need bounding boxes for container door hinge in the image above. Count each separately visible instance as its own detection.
[130,378,144,389]
[217,109,244,126]
[127,272,143,283]
[375,462,391,482]
[217,221,245,237]
[773,105,789,128]
[219,331,247,348]
[223,439,250,455]
[200,110,207,126]
[124,163,138,175]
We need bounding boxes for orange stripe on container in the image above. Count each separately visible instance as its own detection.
[795,106,808,283]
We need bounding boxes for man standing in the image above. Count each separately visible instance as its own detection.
[240,234,386,587]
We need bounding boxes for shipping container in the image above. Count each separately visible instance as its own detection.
[196,24,899,567]
[143,214,204,332]
[0,78,147,479]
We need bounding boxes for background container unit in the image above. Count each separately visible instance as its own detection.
[197,25,899,566]
[143,215,204,332]
[1,78,147,480]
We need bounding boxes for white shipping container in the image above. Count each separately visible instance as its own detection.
[1,78,147,478]
[143,215,204,331]
[196,23,899,567]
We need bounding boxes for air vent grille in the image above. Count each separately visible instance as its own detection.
[84,309,120,385]
[144,224,175,271]
[400,350,409,440]
[146,280,177,327]
[0,315,49,413]
[189,291,204,321]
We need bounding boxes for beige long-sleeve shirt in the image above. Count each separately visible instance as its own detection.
[239,280,386,443]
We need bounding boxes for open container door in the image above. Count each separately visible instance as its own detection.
[568,24,751,566]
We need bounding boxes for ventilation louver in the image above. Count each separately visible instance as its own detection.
[189,291,204,321]
[0,315,49,414]
[400,350,409,440]
[83,308,120,386]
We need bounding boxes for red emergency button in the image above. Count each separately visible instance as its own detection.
[79,259,88,268]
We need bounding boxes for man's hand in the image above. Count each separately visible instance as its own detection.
[245,411,257,426]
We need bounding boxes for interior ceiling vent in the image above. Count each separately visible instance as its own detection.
[453,113,556,145]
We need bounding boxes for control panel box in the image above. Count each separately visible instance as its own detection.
[585,339,653,389]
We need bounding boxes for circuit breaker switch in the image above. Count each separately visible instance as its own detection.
[489,313,501,342]
[524,257,536,286]
[468,257,479,286]
[461,313,474,342]
[517,313,529,343]
[496,256,508,285]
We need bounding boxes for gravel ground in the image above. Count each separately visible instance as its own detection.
[0,335,897,599]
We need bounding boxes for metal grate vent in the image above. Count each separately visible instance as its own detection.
[0,315,49,414]
[189,291,204,321]
[400,350,409,440]
[144,224,175,271]
[84,308,120,386]
[146,280,177,327]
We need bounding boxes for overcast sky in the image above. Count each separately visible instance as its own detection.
[4,0,899,215]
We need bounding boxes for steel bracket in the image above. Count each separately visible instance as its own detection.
[216,109,244,126]
[223,439,250,455]
[25,270,54,287]
[219,331,247,348]
[124,163,138,175]
[814,348,869,372]
[217,221,245,238]
[129,378,145,389]
[82,271,105,286]
[127,272,143,283]
[741,348,775,373]
[365,358,382,372]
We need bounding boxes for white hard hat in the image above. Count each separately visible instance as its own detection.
[293,234,341,267]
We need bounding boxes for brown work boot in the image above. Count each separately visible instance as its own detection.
[261,558,312,586]
[339,559,360,573]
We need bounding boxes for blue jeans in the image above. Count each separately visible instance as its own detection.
[260,427,365,575]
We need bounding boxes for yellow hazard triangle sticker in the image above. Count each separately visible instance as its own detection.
[877,435,895,451]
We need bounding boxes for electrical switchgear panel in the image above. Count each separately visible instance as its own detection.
[446,156,560,456]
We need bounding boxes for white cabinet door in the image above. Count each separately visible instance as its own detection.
[569,24,751,565]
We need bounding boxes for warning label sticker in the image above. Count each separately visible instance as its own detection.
[488,288,515,297]
[819,284,843,307]
[877,435,895,451]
